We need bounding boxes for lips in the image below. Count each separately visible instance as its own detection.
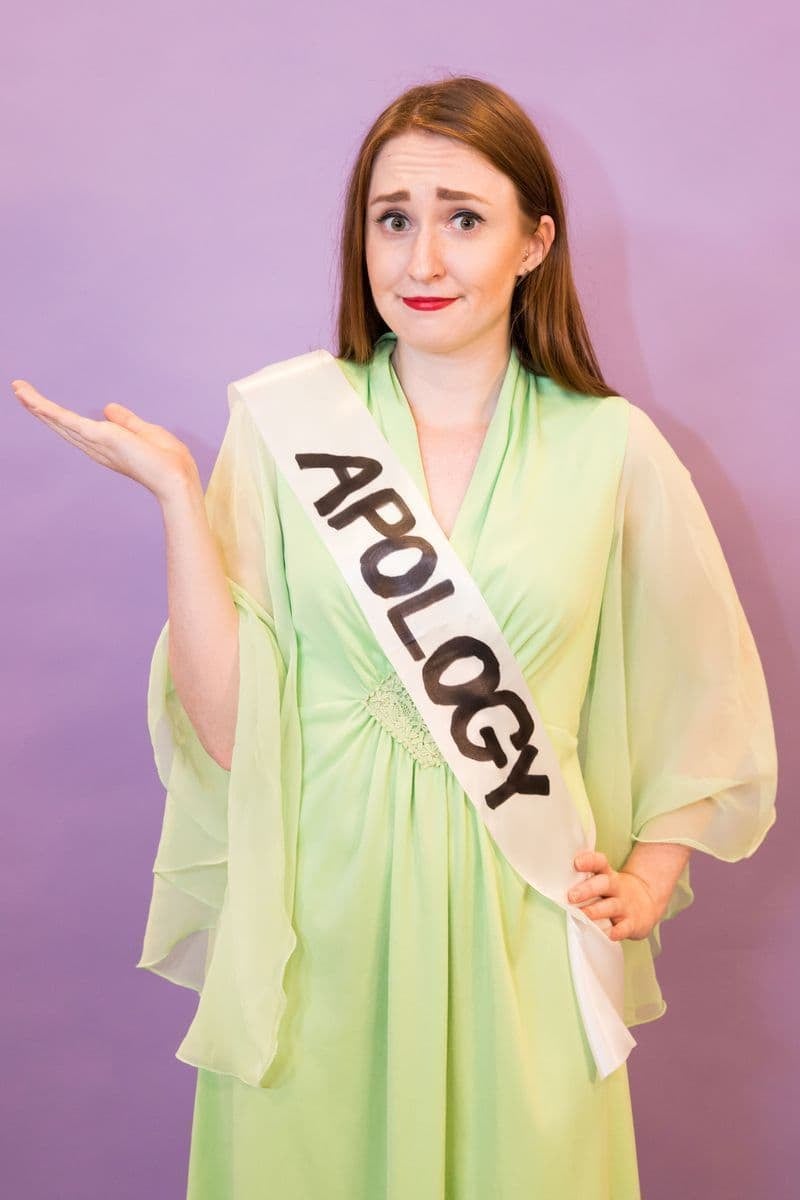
[402,297,458,311]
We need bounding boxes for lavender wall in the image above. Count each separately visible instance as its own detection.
[3,2,797,1196]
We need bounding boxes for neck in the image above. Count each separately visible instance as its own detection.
[389,325,512,430]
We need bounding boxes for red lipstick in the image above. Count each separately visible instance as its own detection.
[402,297,458,311]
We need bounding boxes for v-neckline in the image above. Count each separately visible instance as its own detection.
[379,333,520,557]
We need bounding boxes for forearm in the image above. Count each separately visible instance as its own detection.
[160,467,239,771]
[620,840,693,919]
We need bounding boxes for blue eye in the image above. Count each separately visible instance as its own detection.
[374,209,484,233]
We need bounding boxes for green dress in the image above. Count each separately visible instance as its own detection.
[137,331,777,1198]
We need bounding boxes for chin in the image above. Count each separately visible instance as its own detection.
[394,312,466,346]
[407,335,475,361]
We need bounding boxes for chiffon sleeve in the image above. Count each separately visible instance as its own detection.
[619,404,778,947]
[135,389,301,1087]
[578,402,778,1023]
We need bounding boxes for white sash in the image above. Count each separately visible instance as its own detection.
[229,349,637,1081]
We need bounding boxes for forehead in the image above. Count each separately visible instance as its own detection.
[369,130,512,201]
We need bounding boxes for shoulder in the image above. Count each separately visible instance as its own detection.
[533,372,629,414]
[227,346,339,412]
[613,403,711,554]
[627,402,689,465]
[331,354,370,393]
[532,374,631,450]
[225,345,342,449]
[533,380,688,476]
[621,402,693,493]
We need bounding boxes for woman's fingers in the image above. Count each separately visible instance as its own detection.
[570,852,661,941]
[567,851,620,936]
[13,377,197,499]
[13,378,65,415]
[568,870,614,903]
[14,379,96,433]
[14,379,145,453]
[103,401,150,432]
[574,850,609,872]
[30,410,117,466]
[14,381,120,465]
[580,895,621,919]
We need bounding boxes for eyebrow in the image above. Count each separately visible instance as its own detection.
[368,187,490,206]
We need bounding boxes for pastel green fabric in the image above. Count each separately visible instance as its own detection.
[136,330,777,1198]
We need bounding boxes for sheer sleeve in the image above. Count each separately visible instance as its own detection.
[621,405,777,952]
[135,388,302,1088]
[578,402,777,1020]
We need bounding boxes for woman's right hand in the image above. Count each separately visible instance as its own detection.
[11,378,200,503]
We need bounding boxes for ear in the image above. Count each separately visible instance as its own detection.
[518,214,556,279]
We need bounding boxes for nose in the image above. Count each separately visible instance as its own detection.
[406,224,445,282]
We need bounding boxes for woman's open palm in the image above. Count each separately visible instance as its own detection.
[12,379,198,502]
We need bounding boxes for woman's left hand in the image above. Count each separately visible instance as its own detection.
[568,850,663,942]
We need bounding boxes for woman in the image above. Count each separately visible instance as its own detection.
[13,76,777,1199]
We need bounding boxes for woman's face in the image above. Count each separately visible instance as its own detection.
[364,130,549,356]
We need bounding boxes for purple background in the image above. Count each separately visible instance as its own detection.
[3,2,797,1196]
